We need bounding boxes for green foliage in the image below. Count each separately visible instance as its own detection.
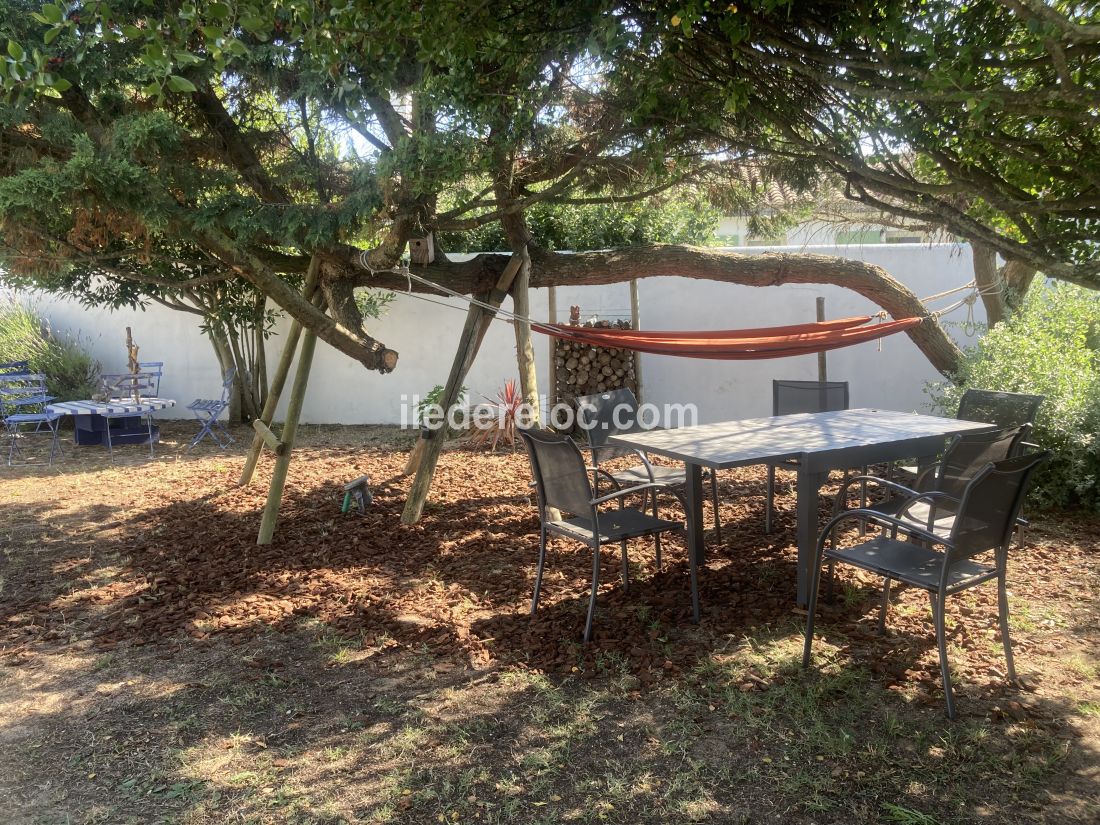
[0,298,100,400]
[927,283,1100,509]
[441,192,720,252]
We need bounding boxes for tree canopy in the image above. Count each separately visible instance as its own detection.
[0,0,1095,381]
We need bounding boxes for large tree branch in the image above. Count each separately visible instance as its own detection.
[194,227,398,373]
[351,245,964,376]
[189,81,291,204]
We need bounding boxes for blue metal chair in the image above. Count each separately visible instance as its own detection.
[1,360,30,376]
[139,361,164,397]
[102,371,159,401]
[187,367,236,450]
[0,373,63,466]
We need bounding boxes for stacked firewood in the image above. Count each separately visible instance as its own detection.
[554,317,638,405]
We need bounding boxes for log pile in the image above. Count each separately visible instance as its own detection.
[554,317,638,406]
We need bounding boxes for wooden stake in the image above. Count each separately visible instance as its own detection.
[239,261,322,486]
[251,420,287,455]
[816,296,827,382]
[512,245,540,423]
[257,325,318,545]
[629,279,643,401]
[401,251,526,524]
[547,286,558,407]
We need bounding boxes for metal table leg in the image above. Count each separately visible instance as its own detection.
[683,461,706,567]
[796,467,828,607]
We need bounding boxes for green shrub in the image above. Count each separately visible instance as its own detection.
[0,298,100,401]
[926,282,1100,509]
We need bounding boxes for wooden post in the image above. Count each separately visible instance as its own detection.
[239,261,322,486]
[629,279,643,401]
[547,286,558,407]
[512,245,540,423]
[256,325,318,545]
[816,296,827,382]
[401,251,525,524]
[251,420,287,456]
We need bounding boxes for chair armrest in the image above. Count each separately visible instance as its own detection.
[590,482,684,507]
[895,490,962,525]
[820,508,951,549]
[837,474,921,503]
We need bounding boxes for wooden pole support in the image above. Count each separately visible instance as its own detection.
[251,420,287,456]
[629,279,642,401]
[547,286,558,407]
[401,251,526,524]
[257,326,318,544]
[816,296,827,382]
[239,261,322,486]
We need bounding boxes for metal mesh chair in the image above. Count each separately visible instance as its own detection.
[803,450,1051,718]
[519,427,698,643]
[957,389,1044,428]
[578,388,723,547]
[186,366,236,450]
[835,425,1032,537]
[766,380,850,533]
[0,373,63,466]
[895,389,1044,484]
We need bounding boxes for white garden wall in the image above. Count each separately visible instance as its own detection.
[26,242,983,425]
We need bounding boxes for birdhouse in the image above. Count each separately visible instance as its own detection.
[409,233,435,265]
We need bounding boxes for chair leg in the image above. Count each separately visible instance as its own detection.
[765,464,775,533]
[878,577,892,633]
[530,525,549,614]
[686,529,700,625]
[620,539,630,592]
[930,591,957,720]
[105,416,114,461]
[825,559,837,601]
[583,543,601,643]
[997,569,1018,684]
[709,471,722,543]
[802,542,828,668]
[652,494,662,572]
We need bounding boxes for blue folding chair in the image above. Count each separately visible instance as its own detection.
[187,367,236,450]
[102,371,159,402]
[1,373,63,466]
[139,361,164,397]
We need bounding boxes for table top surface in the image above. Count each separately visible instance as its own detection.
[606,408,993,469]
[46,398,176,415]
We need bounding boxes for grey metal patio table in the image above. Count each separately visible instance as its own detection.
[606,408,993,606]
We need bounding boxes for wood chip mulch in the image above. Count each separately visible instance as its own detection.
[2,442,1097,701]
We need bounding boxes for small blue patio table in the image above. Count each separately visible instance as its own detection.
[46,398,176,460]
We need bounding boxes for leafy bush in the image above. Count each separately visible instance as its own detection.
[926,282,1100,509]
[0,298,100,401]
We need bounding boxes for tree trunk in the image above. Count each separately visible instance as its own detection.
[208,324,242,423]
[511,246,540,422]
[973,242,1037,327]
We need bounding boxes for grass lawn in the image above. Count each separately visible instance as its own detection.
[0,422,1097,824]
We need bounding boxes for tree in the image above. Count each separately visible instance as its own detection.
[625,0,1100,320]
[0,0,964,383]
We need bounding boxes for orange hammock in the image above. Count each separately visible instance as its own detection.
[532,315,922,360]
